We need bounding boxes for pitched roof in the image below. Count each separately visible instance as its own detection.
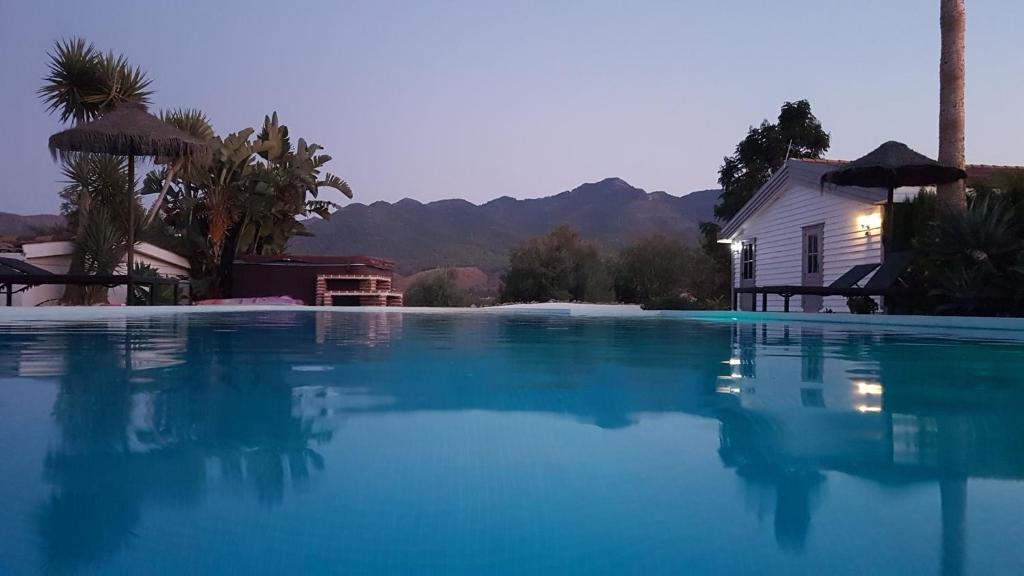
[719,158,1024,239]
[719,159,887,239]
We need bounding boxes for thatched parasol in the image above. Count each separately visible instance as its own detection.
[48,102,211,303]
[822,140,966,253]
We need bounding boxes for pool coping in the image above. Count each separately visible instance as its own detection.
[1,303,1022,333]
[656,309,1024,332]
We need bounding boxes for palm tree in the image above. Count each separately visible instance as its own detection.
[39,38,152,304]
[937,0,967,215]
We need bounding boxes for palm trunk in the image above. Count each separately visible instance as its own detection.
[62,190,92,305]
[143,159,182,226]
[937,0,967,215]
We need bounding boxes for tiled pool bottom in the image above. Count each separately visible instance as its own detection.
[1,309,1023,575]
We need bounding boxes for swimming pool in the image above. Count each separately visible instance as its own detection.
[1,309,1023,575]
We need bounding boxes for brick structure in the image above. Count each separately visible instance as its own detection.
[315,274,403,306]
[232,254,403,306]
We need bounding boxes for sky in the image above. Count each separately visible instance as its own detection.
[1,0,1023,215]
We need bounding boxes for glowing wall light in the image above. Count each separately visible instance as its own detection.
[856,212,883,237]
[855,381,883,396]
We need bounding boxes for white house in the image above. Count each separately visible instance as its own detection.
[718,159,887,313]
[718,158,1024,313]
[3,240,190,306]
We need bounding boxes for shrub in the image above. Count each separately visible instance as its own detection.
[922,193,1024,315]
[846,296,878,315]
[131,262,176,305]
[499,225,612,303]
[613,234,730,309]
[404,268,466,307]
[612,235,688,303]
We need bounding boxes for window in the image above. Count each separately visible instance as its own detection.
[806,234,820,274]
[740,242,755,280]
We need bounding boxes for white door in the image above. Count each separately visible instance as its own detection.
[801,224,824,312]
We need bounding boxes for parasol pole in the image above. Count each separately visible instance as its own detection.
[884,185,895,258]
[127,153,135,305]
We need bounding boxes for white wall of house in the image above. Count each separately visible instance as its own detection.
[8,241,189,307]
[728,176,884,312]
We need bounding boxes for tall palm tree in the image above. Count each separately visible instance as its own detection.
[937,0,967,215]
[39,38,151,304]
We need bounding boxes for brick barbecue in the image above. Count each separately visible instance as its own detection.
[232,254,403,306]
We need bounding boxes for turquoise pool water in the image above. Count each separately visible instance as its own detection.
[1,310,1023,575]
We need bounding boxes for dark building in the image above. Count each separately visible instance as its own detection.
[232,254,403,306]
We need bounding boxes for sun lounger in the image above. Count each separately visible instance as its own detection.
[734,252,915,313]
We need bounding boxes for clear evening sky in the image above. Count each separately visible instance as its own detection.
[1,0,1022,215]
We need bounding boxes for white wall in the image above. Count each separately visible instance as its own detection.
[730,182,883,312]
[7,242,189,307]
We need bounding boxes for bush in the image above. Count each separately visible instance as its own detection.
[499,225,612,303]
[612,235,688,303]
[404,268,466,307]
[612,234,730,309]
[846,295,878,315]
[131,262,176,305]
[923,194,1024,315]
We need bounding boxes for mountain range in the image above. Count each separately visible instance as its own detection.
[1,179,721,278]
[292,178,719,275]
[0,212,65,238]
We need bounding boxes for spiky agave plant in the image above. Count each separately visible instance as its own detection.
[928,194,1024,314]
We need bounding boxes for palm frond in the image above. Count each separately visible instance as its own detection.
[317,173,353,198]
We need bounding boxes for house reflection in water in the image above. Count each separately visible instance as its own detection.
[714,321,1024,574]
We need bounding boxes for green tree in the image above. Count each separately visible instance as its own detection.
[612,235,688,303]
[499,225,611,303]
[404,268,466,307]
[141,114,353,298]
[715,100,830,221]
[39,38,152,304]
[613,234,730,308]
[234,113,352,256]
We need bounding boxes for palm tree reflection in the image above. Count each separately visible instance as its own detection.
[28,312,397,574]
[715,321,1024,572]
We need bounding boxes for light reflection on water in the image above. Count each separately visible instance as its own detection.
[0,311,1023,575]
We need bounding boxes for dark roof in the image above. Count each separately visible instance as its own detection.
[0,257,54,275]
[48,102,212,162]
[822,141,966,189]
[234,254,395,270]
[801,158,1024,187]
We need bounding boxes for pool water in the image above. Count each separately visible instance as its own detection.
[1,310,1023,575]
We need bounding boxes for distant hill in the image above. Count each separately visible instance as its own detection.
[394,266,497,294]
[0,212,64,238]
[292,178,720,275]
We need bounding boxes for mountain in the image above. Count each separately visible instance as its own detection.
[0,212,64,238]
[292,178,720,275]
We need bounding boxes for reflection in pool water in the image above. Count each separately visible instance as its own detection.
[0,312,1022,575]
